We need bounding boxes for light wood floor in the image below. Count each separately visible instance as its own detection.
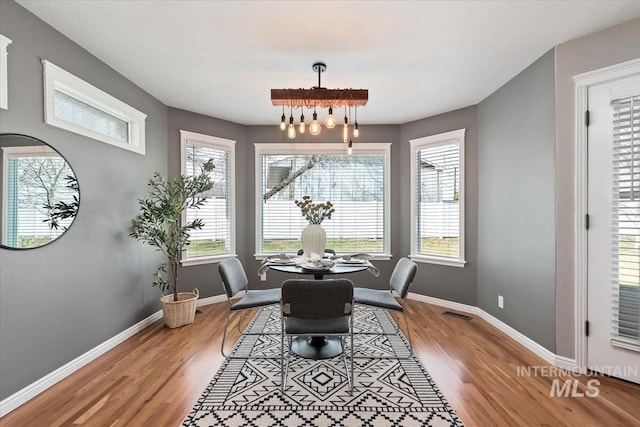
[2,300,639,426]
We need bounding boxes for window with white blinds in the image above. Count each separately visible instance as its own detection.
[2,146,75,247]
[255,143,390,256]
[410,129,465,267]
[180,131,235,264]
[612,95,640,350]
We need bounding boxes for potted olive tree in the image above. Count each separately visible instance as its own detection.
[130,160,214,328]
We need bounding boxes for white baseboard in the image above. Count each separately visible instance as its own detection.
[197,294,226,307]
[408,293,482,316]
[552,354,579,371]
[408,293,577,370]
[3,293,577,417]
[0,294,226,418]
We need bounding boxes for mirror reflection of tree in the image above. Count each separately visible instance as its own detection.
[44,175,79,231]
[9,154,75,247]
[1,134,80,249]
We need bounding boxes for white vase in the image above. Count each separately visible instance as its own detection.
[301,224,326,258]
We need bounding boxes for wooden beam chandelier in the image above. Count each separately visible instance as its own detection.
[271,63,368,152]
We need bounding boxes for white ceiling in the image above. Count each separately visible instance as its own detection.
[16,0,640,125]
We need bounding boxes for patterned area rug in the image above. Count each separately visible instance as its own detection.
[182,305,464,426]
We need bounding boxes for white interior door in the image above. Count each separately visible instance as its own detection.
[587,74,640,384]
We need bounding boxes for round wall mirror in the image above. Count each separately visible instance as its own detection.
[0,133,79,249]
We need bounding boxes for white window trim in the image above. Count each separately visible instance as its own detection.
[0,34,12,110]
[179,130,236,266]
[253,142,392,260]
[42,60,147,155]
[573,58,640,375]
[409,129,466,267]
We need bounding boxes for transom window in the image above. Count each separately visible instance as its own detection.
[255,143,391,258]
[42,60,147,154]
[410,129,466,267]
[180,130,235,265]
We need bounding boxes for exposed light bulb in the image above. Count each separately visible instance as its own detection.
[347,139,353,155]
[309,111,321,135]
[299,113,305,133]
[280,113,286,131]
[288,116,296,139]
[325,107,336,129]
[343,115,349,143]
[353,107,359,137]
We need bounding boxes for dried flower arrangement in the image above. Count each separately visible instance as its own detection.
[294,195,335,224]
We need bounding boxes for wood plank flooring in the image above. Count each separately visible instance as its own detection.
[2,300,639,426]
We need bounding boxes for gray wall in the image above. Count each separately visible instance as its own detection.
[477,50,557,352]
[554,18,640,358]
[400,107,479,305]
[0,1,168,400]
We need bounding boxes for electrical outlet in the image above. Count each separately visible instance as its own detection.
[498,295,504,309]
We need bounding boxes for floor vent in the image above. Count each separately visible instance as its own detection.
[443,311,472,321]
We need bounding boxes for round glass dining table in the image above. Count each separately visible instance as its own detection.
[267,262,371,359]
[267,263,369,279]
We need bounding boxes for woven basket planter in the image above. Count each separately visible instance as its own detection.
[160,289,199,328]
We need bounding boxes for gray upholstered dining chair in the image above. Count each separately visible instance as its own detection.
[219,257,282,358]
[353,257,417,354]
[280,279,354,392]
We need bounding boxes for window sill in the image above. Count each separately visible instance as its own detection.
[254,253,392,261]
[410,254,466,268]
[181,254,236,267]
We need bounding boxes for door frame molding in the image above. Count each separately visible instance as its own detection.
[573,58,640,372]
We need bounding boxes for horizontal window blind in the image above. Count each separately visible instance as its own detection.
[414,141,461,259]
[5,154,74,248]
[612,94,640,351]
[259,152,387,254]
[184,142,231,259]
